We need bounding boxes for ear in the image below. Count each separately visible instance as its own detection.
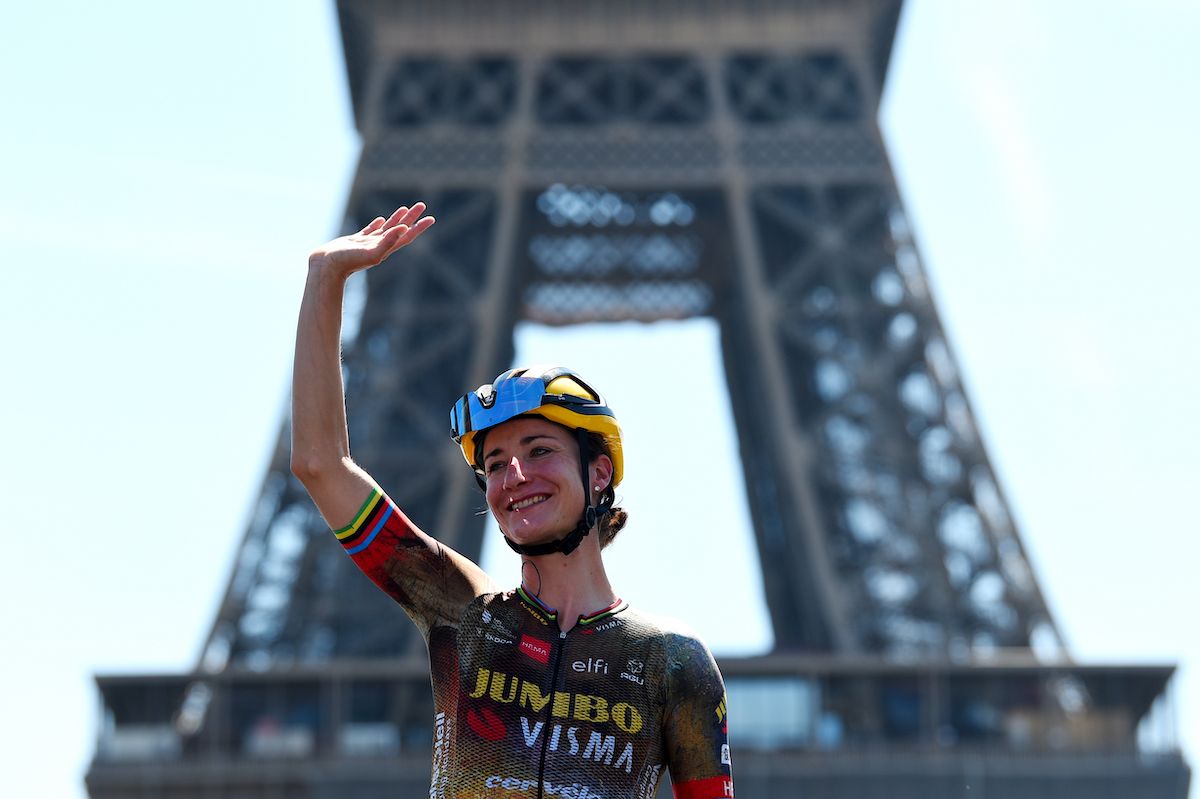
[589,452,614,492]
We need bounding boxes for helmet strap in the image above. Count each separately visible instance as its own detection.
[501,428,607,557]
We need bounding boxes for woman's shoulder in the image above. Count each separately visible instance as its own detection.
[619,606,713,657]
[618,608,724,707]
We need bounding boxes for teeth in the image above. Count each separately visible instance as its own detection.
[511,495,548,511]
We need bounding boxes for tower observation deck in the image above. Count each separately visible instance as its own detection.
[87,2,1190,797]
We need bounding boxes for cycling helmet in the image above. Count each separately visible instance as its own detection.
[449,365,623,555]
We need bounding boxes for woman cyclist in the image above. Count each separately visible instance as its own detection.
[292,203,734,799]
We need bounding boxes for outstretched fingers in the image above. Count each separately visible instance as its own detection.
[382,205,410,229]
[406,214,435,238]
[381,214,435,256]
[397,202,426,228]
[360,216,387,234]
[371,203,428,234]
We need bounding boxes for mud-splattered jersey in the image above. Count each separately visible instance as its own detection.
[334,488,735,799]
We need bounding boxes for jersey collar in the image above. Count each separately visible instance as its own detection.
[515,585,628,627]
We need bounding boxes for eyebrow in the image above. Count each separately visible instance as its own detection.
[483,434,557,463]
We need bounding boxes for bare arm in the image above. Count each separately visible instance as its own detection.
[290,204,495,632]
[290,204,435,526]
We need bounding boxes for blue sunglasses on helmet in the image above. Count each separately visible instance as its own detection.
[448,366,623,556]
[449,367,608,446]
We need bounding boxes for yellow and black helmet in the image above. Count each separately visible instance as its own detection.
[449,365,623,486]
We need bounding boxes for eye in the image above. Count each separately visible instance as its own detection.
[530,446,551,457]
[484,461,505,475]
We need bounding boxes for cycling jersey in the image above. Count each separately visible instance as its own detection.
[335,488,735,799]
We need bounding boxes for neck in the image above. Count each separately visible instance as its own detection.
[520,537,616,632]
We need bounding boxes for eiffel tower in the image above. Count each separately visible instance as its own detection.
[87,1,1189,797]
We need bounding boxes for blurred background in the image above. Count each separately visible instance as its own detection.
[1,1,1197,796]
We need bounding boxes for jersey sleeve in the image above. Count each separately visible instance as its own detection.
[662,631,735,799]
[331,487,494,638]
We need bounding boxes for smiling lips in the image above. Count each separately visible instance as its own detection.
[508,494,549,511]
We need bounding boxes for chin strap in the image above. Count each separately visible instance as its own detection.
[503,428,608,557]
[503,503,607,557]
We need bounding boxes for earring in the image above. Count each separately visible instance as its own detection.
[594,485,603,491]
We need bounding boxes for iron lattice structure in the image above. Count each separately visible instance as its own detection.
[209,0,1054,666]
[87,2,1189,797]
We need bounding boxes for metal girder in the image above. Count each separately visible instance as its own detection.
[90,3,1189,798]
[202,0,1062,667]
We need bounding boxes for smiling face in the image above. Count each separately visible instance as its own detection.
[481,416,612,548]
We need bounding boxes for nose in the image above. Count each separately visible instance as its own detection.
[502,455,527,488]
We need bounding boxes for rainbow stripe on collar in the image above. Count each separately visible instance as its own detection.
[516,585,558,621]
[515,585,628,627]
[576,597,627,627]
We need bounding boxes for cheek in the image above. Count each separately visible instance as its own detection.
[484,480,504,514]
[559,476,584,509]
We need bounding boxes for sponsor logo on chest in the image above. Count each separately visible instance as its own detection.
[619,659,645,686]
[480,608,519,645]
[521,602,550,625]
[519,634,550,664]
[572,657,608,675]
[466,705,507,741]
[485,774,606,799]
[468,668,645,734]
[583,618,620,634]
[520,716,635,775]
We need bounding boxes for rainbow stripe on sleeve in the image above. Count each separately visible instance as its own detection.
[332,489,393,555]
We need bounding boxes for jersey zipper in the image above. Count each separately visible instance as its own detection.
[535,628,569,799]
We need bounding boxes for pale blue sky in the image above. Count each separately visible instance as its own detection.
[1,2,1197,797]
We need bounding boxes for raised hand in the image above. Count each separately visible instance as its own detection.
[308,203,436,276]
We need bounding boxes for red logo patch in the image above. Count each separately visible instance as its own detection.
[674,775,734,799]
[466,705,506,741]
[519,634,550,664]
